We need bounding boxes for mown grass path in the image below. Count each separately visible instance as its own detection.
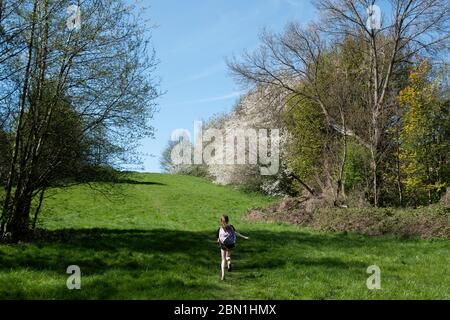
[0,173,448,299]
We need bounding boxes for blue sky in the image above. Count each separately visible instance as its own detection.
[137,0,316,172]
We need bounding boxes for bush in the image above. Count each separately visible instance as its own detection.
[245,197,450,239]
[177,165,210,178]
[312,206,450,238]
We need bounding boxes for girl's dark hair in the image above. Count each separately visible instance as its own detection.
[221,215,232,231]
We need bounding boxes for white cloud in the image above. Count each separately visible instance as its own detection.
[174,90,245,106]
[175,63,225,86]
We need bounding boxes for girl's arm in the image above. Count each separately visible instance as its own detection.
[236,232,249,240]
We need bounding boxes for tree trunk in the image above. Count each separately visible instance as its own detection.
[290,172,316,197]
[0,0,3,26]
[1,0,38,239]
[371,108,381,207]
[336,138,347,202]
[371,148,378,207]
[4,182,33,242]
[32,187,46,231]
[8,197,32,242]
[336,109,347,203]
[395,118,403,206]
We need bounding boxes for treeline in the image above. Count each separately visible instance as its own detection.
[162,0,449,208]
[0,0,159,242]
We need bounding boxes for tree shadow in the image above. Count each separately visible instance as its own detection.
[0,226,440,299]
[116,179,166,186]
[0,228,405,274]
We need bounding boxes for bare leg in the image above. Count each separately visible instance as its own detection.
[226,250,232,269]
[220,249,226,280]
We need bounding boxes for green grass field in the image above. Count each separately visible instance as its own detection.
[0,173,448,299]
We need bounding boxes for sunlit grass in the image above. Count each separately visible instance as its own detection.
[0,173,448,299]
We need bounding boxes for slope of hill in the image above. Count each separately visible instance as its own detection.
[0,173,448,299]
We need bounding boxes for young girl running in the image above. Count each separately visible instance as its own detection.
[216,214,249,281]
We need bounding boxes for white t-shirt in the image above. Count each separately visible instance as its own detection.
[218,225,236,244]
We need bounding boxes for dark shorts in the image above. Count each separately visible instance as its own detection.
[220,242,235,251]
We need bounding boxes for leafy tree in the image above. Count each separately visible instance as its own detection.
[0,0,159,242]
[398,61,450,205]
[343,141,371,195]
[160,139,209,177]
[283,96,328,195]
[160,140,179,173]
[281,36,372,202]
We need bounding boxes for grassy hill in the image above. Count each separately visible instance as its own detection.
[0,173,448,299]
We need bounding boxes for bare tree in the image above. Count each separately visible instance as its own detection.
[228,0,449,206]
[316,0,449,206]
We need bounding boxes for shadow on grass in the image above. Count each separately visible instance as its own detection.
[0,227,429,299]
[116,179,166,186]
[0,228,408,273]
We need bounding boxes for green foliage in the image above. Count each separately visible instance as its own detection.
[177,164,210,178]
[23,82,87,185]
[281,57,449,206]
[283,96,327,187]
[398,61,450,205]
[282,37,373,199]
[344,141,371,191]
[160,140,179,173]
[160,139,209,178]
